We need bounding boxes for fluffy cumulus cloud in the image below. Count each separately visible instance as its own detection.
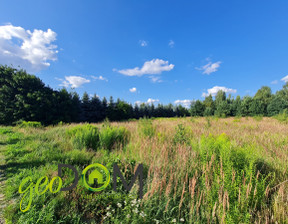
[0,24,58,72]
[281,75,288,82]
[174,99,193,108]
[147,98,159,104]
[197,60,221,75]
[202,86,237,97]
[115,59,174,76]
[58,76,90,88]
[91,75,108,82]
[139,40,148,47]
[129,87,137,93]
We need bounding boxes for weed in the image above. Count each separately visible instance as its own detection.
[173,124,192,145]
[66,124,100,150]
[138,118,156,138]
[100,125,130,151]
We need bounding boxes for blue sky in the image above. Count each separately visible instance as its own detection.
[1,0,288,107]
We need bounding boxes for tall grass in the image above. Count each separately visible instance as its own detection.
[1,117,287,223]
[138,118,156,138]
[66,124,100,150]
[100,124,130,150]
[274,109,288,123]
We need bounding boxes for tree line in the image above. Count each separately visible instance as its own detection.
[191,85,288,117]
[0,65,287,125]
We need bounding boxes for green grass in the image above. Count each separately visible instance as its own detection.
[100,124,130,151]
[18,121,43,128]
[274,109,288,123]
[66,124,101,150]
[0,117,287,223]
[138,118,156,138]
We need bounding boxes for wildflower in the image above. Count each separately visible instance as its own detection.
[180,218,184,222]
[133,208,139,214]
[117,203,122,208]
[153,219,160,224]
[172,219,176,223]
[131,199,137,205]
[126,214,131,219]
[140,211,146,217]
[106,212,112,217]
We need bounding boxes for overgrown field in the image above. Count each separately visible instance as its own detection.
[0,117,287,223]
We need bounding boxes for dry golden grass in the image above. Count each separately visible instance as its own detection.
[105,117,288,223]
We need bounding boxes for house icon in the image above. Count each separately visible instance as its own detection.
[88,169,104,185]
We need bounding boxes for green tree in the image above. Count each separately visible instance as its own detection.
[190,100,205,116]
[241,96,253,116]
[81,92,91,122]
[251,86,272,115]
[267,84,288,116]
[90,94,103,122]
[214,91,230,117]
[203,95,215,116]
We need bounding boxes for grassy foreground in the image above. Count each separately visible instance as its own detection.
[0,117,287,223]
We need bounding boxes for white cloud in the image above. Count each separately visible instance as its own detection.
[202,86,237,97]
[281,75,288,82]
[147,98,159,104]
[149,76,163,83]
[115,59,174,76]
[91,75,108,82]
[139,40,148,47]
[135,98,160,105]
[168,40,175,48]
[134,101,142,105]
[129,87,137,93]
[271,80,278,84]
[174,99,193,108]
[197,60,222,75]
[0,24,58,72]
[59,76,90,88]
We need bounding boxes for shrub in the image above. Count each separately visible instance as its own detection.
[274,109,288,123]
[173,124,192,145]
[233,118,241,123]
[18,121,42,128]
[100,125,130,150]
[0,127,13,134]
[66,124,100,150]
[253,115,263,121]
[205,116,212,128]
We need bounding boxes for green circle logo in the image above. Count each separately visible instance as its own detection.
[81,163,110,192]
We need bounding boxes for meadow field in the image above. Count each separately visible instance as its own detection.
[0,117,287,223]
